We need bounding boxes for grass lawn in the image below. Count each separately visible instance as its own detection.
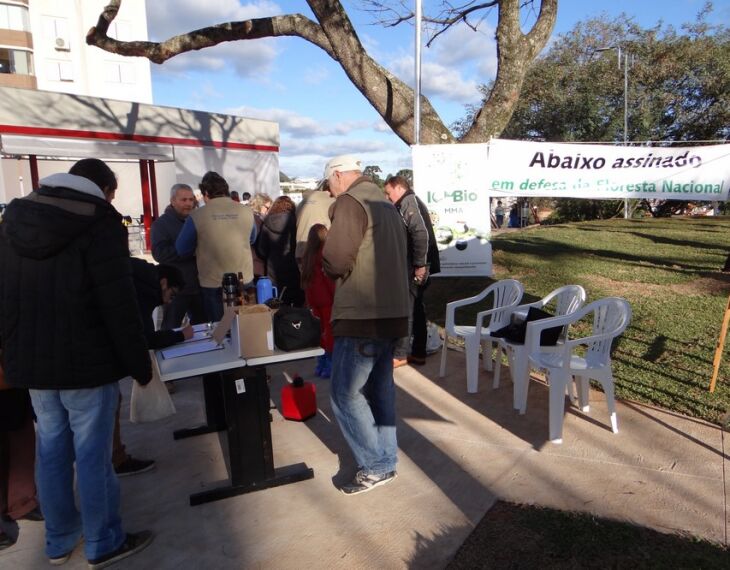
[448,501,729,569]
[426,216,730,425]
[427,217,730,565]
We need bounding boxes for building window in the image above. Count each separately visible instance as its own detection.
[0,3,31,32]
[109,19,132,41]
[104,60,135,84]
[42,16,71,51]
[46,59,73,82]
[0,47,33,75]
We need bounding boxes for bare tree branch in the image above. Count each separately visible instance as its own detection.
[87,4,336,63]
[86,0,558,146]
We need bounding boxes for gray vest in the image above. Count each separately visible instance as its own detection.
[332,180,409,321]
[190,197,254,287]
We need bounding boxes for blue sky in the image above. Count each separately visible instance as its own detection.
[146,1,730,179]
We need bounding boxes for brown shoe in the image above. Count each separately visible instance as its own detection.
[393,358,408,369]
[407,355,426,366]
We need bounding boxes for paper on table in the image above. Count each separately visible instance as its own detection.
[161,340,225,359]
[182,330,212,343]
[174,323,214,333]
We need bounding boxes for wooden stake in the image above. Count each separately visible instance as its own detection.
[709,294,730,393]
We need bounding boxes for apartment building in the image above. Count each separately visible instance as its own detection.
[0,0,152,102]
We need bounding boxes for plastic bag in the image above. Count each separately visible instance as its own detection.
[130,354,176,423]
[426,322,442,354]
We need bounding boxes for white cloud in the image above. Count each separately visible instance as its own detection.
[390,55,480,103]
[156,40,278,78]
[147,0,281,40]
[385,21,497,103]
[372,120,393,132]
[302,66,329,85]
[282,138,389,158]
[147,1,280,78]
[429,24,496,68]
[225,107,379,138]
[279,139,410,179]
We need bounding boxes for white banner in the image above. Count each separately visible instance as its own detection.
[412,143,493,277]
[487,140,730,200]
[412,140,730,276]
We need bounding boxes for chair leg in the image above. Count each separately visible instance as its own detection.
[465,335,481,394]
[601,375,618,434]
[549,371,571,444]
[439,336,448,378]
[492,345,502,389]
[513,356,530,414]
[575,375,590,412]
[482,340,493,371]
[566,377,578,407]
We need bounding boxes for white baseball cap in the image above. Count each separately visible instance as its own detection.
[323,154,362,179]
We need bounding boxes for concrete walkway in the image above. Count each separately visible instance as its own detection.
[2,350,728,568]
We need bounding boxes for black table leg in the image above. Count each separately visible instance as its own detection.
[189,365,314,506]
[173,373,227,440]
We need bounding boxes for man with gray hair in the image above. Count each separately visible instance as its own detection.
[151,183,205,328]
[322,154,410,495]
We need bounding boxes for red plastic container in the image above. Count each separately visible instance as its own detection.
[281,375,317,421]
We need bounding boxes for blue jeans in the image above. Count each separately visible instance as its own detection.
[201,286,224,322]
[330,337,398,475]
[30,383,125,560]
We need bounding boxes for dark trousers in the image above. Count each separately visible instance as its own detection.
[0,414,39,520]
[410,281,430,359]
[162,292,206,329]
[201,287,224,323]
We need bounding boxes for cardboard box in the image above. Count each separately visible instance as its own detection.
[213,304,275,359]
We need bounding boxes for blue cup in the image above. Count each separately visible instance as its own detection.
[256,276,278,304]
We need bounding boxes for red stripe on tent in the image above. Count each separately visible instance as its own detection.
[0,124,279,152]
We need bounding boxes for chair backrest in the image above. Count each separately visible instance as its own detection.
[445,278,523,335]
[540,284,586,317]
[483,279,524,329]
[585,297,632,365]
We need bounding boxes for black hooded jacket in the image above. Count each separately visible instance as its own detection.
[0,174,152,389]
[255,210,303,304]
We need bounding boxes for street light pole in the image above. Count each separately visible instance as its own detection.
[414,0,422,145]
[597,45,630,219]
[622,49,629,219]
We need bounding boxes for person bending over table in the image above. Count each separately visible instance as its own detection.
[111,259,193,478]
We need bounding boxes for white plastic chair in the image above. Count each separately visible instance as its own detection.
[439,279,523,393]
[494,285,586,413]
[526,297,632,444]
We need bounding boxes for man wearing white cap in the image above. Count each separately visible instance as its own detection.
[321,154,410,495]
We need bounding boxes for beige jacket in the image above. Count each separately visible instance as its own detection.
[295,189,335,259]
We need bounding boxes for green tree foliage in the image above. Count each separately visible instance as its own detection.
[453,4,729,221]
[363,165,383,187]
[396,169,414,188]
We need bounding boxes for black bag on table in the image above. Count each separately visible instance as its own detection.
[273,306,321,351]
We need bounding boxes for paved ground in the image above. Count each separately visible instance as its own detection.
[1,349,728,568]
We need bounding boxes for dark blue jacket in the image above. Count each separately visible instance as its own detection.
[151,205,200,295]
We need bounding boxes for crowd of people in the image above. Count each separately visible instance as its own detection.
[0,153,440,564]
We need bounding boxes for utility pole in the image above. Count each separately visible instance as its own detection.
[414,0,422,145]
[597,46,631,219]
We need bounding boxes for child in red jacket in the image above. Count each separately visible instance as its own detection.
[301,224,335,377]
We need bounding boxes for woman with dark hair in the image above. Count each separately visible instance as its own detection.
[255,195,304,306]
[301,224,335,377]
